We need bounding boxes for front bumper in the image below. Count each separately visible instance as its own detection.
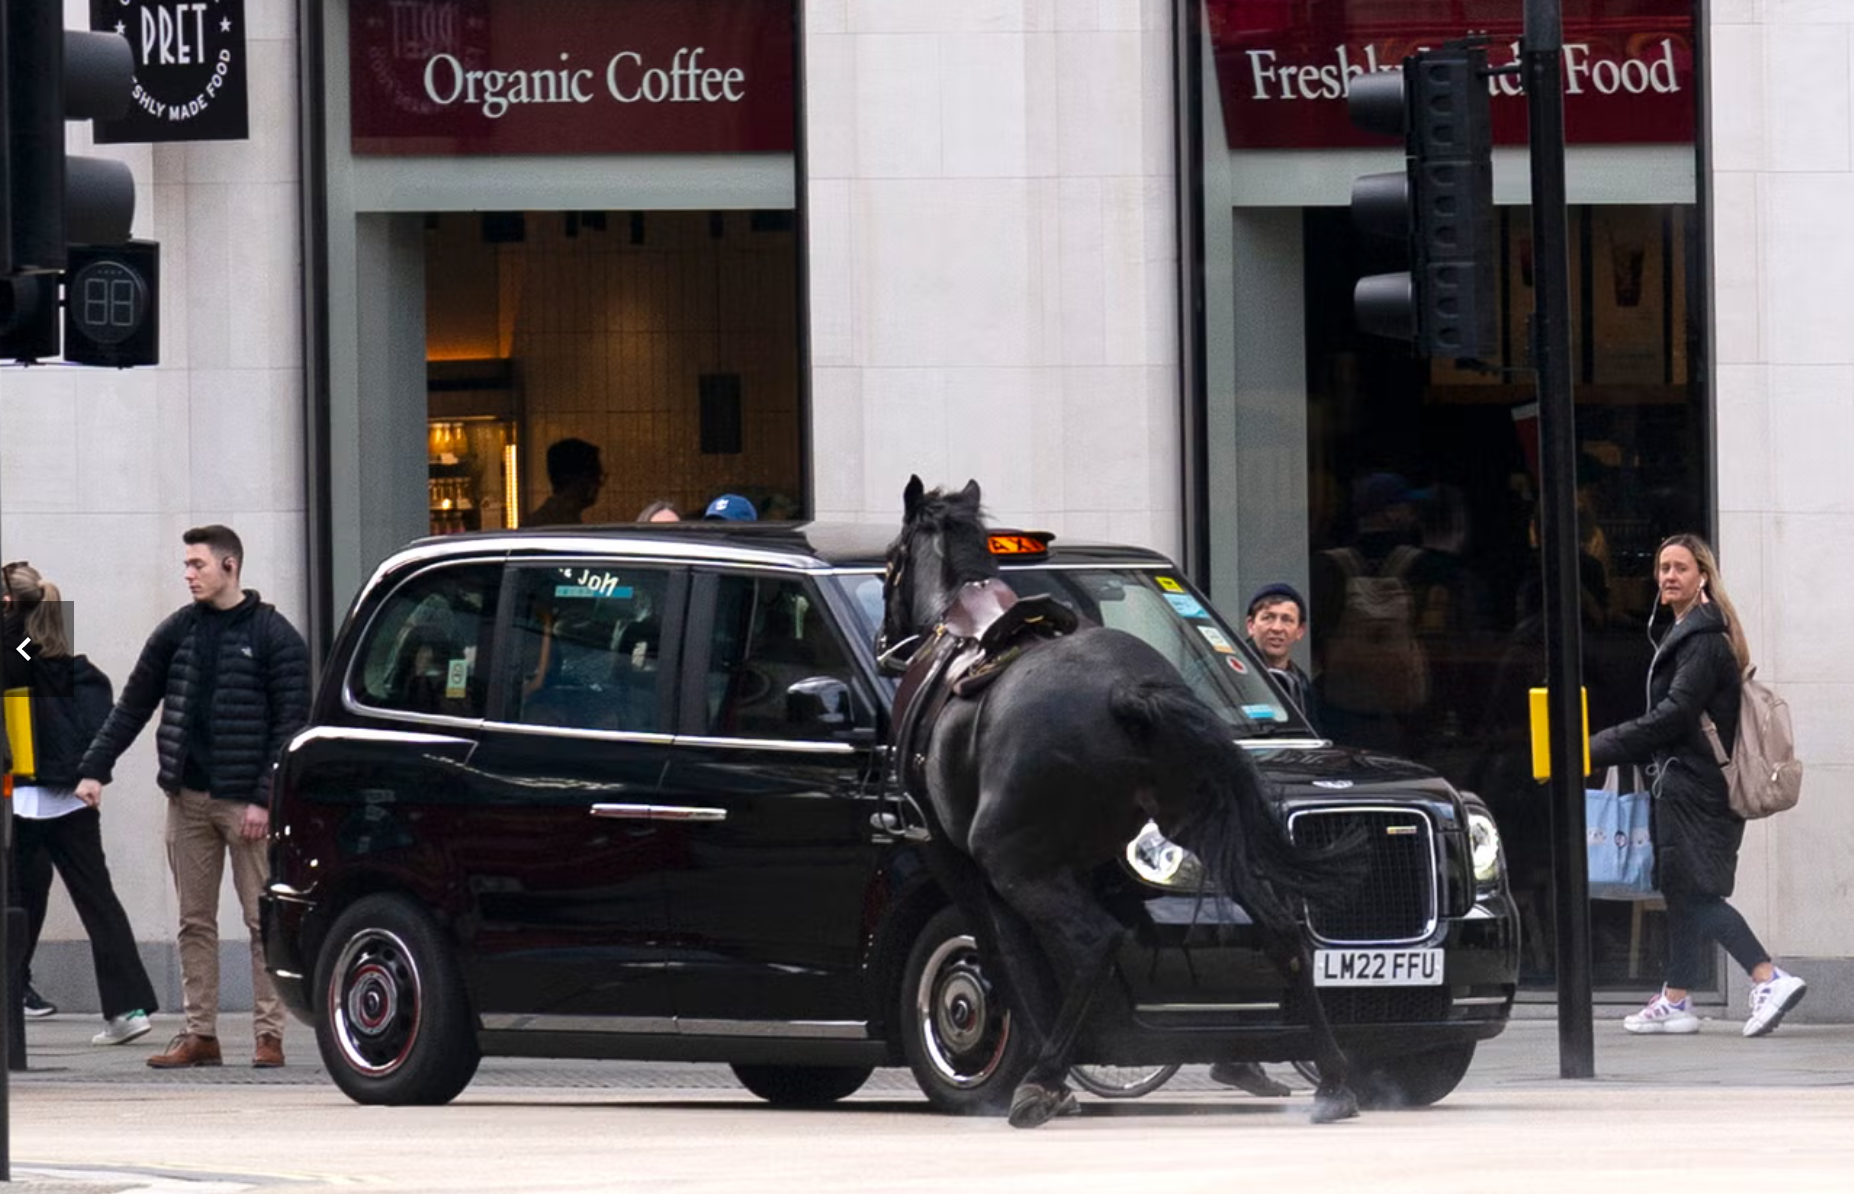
[1075,893,1520,1066]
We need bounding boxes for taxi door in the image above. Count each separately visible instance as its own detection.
[656,567,886,1031]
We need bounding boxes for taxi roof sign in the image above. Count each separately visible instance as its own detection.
[986,531,1053,557]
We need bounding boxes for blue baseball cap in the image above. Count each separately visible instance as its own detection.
[702,493,758,521]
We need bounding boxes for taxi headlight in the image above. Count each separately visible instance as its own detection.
[1468,808,1504,885]
[1125,820,1206,890]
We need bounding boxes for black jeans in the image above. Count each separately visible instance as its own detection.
[1664,890,1769,991]
[14,808,160,1020]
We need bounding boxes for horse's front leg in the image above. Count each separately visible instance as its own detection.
[1287,935,1359,1124]
[981,866,1124,1129]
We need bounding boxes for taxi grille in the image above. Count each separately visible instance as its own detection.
[1284,986,1451,1026]
[1289,806,1438,946]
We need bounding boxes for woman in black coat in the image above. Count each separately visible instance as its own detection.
[2,569,160,1045]
[1589,534,1804,1038]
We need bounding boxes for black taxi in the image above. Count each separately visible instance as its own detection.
[261,522,1518,1111]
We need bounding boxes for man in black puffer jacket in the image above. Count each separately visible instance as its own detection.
[76,525,310,1071]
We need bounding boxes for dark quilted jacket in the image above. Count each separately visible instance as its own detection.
[1590,602,1744,897]
[79,592,310,804]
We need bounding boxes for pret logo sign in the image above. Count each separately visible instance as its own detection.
[89,0,249,143]
[349,0,797,156]
[1207,0,1695,150]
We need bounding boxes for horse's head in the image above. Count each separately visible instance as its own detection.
[876,475,996,670]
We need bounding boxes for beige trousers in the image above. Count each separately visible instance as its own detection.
[166,788,283,1040]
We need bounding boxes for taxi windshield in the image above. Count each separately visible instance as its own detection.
[828,566,1312,738]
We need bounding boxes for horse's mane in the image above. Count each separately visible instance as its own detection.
[915,486,1000,585]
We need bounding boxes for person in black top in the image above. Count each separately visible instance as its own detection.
[3,570,160,1045]
[1244,582,1321,735]
[1591,534,1807,1039]
[75,526,310,1070]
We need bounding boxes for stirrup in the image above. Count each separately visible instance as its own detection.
[870,789,932,842]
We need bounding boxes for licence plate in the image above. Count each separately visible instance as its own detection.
[1312,948,1444,987]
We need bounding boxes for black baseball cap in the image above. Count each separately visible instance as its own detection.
[1246,582,1307,621]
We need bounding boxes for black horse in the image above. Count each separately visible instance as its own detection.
[879,477,1366,1127]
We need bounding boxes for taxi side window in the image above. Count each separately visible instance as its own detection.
[705,575,858,740]
[354,564,499,719]
[506,565,672,733]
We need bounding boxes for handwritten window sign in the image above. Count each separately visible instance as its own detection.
[89,0,249,143]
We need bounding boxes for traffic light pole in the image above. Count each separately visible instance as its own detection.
[1523,0,1595,1079]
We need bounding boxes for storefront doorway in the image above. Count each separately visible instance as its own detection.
[1190,0,1709,997]
[1302,201,1710,990]
[422,209,802,534]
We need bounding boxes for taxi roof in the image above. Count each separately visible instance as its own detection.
[385,521,1177,575]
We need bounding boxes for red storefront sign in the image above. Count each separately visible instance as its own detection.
[1208,0,1695,149]
[349,0,796,155]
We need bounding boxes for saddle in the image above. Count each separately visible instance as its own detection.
[874,581,1078,840]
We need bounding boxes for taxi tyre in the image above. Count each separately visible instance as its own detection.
[314,895,481,1106]
[900,907,1034,1116]
[730,1063,875,1107]
[1346,1042,1477,1110]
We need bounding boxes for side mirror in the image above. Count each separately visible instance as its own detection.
[786,676,870,740]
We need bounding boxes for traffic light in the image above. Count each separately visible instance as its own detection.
[2,1,137,275]
[63,240,159,367]
[1347,41,1496,361]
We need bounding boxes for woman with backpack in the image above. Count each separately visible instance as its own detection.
[1588,534,1805,1038]
[1,566,160,1046]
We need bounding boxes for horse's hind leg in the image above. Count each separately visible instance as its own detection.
[1280,934,1358,1124]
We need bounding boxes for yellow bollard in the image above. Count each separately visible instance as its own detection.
[1528,686,1589,780]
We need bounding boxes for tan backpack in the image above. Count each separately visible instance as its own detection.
[1702,666,1802,820]
[1319,545,1429,715]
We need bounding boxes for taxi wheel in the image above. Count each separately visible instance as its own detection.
[314,895,480,1106]
[1068,1063,1181,1099]
[899,907,1033,1116]
[1347,1042,1477,1110]
[731,1063,875,1107]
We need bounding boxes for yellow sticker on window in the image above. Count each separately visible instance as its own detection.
[1155,576,1184,593]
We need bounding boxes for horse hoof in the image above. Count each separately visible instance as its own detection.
[1310,1086,1359,1124]
[1008,1083,1065,1129]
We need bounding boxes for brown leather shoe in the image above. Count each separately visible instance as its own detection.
[253,1033,285,1068]
[147,1033,222,1069]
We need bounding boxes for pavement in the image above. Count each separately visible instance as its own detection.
[3,1005,1850,1190]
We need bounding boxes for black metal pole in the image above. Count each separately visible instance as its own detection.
[1524,0,1594,1079]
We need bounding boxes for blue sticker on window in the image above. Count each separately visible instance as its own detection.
[555,584,634,600]
[1242,704,1280,722]
[1165,593,1207,618]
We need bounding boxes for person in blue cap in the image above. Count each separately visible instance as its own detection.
[702,493,757,522]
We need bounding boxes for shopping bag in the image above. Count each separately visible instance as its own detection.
[1586,766,1656,900]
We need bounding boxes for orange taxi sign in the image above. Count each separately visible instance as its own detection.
[986,532,1051,557]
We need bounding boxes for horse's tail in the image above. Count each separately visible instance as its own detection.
[1109,679,1367,934]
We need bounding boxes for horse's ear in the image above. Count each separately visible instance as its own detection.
[959,478,981,506]
[903,474,925,520]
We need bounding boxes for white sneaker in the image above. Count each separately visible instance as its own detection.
[1744,972,1807,1038]
[1623,992,1700,1034]
[92,1012,153,1047]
